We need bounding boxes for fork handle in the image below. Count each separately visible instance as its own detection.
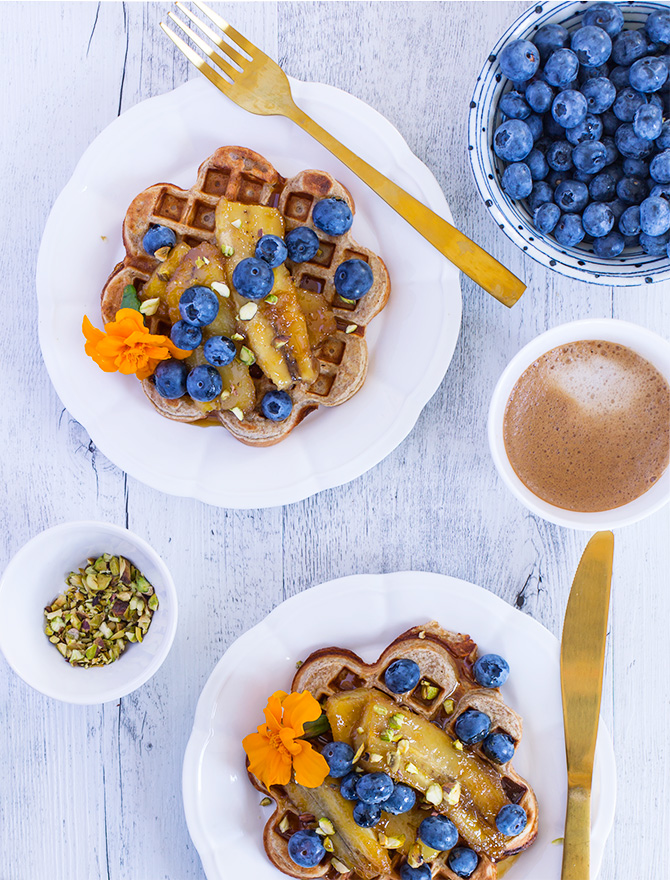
[286,105,525,308]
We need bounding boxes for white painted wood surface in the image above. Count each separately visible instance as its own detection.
[1,2,668,878]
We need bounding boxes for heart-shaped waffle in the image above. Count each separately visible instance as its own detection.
[100,146,390,446]
[250,622,538,880]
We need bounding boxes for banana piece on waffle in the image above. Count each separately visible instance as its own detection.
[251,623,538,880]
[100,146,390,446]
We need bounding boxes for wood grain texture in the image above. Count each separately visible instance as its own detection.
[0,2,668,879]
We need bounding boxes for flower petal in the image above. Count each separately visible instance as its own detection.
[292,741,330,788]
[264,691,288,732]
[278,727,300,756]
[281,691,322,735]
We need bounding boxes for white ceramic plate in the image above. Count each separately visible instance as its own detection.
[182,572,616,880]
[37,77,462,509]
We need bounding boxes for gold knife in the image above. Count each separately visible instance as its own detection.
[560,530,615,880]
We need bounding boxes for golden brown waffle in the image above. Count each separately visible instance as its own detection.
[251,622,538,880]
[100,146,390,446]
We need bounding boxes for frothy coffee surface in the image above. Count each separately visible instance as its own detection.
[503,340,670,512]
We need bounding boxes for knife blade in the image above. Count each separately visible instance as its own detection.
[560,530,614,880]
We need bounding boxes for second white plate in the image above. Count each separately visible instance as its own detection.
[37,77,462,508]
[182,572,616,880]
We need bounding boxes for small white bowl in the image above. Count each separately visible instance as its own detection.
[489,319,670,530]
[0,522,178,703]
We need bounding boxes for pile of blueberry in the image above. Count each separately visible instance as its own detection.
[492,3,670,258]
[144,196,375,420]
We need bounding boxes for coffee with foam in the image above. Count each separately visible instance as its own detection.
[503,340,670,512]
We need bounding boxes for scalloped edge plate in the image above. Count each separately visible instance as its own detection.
[182,572,616,880]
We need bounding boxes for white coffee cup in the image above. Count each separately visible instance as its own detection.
[488,319,670,530]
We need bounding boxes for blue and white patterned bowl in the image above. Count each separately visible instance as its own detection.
[468,0,670,286]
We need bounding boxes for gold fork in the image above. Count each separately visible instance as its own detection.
[160,1,526,308]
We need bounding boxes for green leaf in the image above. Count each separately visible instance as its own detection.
[301,714,331,739]
[121,285,141,311]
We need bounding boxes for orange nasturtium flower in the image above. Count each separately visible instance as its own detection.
[243,690,329,789]
[82,308,190,381]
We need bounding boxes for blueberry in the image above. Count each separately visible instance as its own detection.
[650,183,670,201]
[499,90,531,119]
[312,197,354,235]
[601,137,619,166]
[179,286,219,327]
[554,213,585,247]
[525,113,544,142]
[573,141,608,175]
[528,181,554,211]
[615,123,655,159]
[573,170,595,184]
[613,87,646,123]
[533,202,561,234]
[619,205,641,236]
[142,224,176,256]
[646,10,670,45]
[600,109,620,136]
[492,119,534,162]
[622,158,649,178]
[617,176,647,204]
[170,320,202,350]
[640,231,670,255]
[582,202,615,237]
[255,234,288,268]
[288,830,326,868]
[552,89,588,128]
[261,390,293,422]
[607,197,627,220]
[566,114,603,146]
[186,365,222,402]
[629,56,668,93]
[334,259,374,300]
[633,104,663,141]
[547,140,574,171]
[384,658,421,693]
[547,169,568,188]
[285,226,320,263]
[526,149,548,181]
[580,77,616,114]
[353,801,382,827]
[656,121,670,151]
[473,654,510,688]
[650,150,670,184]
[583,3,624,38]
[447,847,480,879]
[533,23,569,62]
[545,113,567,138]
[232,257,275,300]
[418,815,459,851]
[340,772,360,800]
[589,171,617,202]
[399,866,431,880]
[640,196,670,235]
[571,26,612,68]
[482,732,516,764]
[525,80,554,113]
[321,742,354,778]
[153,359,187,399]
[495,804,528,837]
[612,30,648,67]
[382,783,416,815]
[593,230,626,257]
[608,65,632,91]
[499,39,540,81]
[454,709,491,744]
[356,772,394,805]
[203,335,236,367]
[502,162,533,198]
[555,179,589,212]
[578,62,610,84]
[544,48,580,87]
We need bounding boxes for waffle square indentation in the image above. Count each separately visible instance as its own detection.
[190,200,216,231]
[410,676,442,706]
[155,191,187,222]
[335,295,358,312]
[312,240,335,268]
[183,234,206,248]
[285,192,313,221]
[329,667,365,691]
[318,338,346,366]
[299,274,325,294]
[203,168,231,196]
[237,174,264,204]
[343,249,369,263]
[501,776,527,804]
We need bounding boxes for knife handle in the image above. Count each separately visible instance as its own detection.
[561,786,591,879]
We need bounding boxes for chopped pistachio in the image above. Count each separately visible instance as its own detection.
[265,294,278,304]
[231,406,244,421]
[139,297,161,316]
[295,660,303,669]
[356,726,365,735]
[352,742,366,764]
[372,705,386,715]
[154,245,171,261]
[279,815,290,833]
[220,390,231,400]
[552,837,565,845]
[272,334,289,349]
[388,713,405,729]
[368,753,383,764]
[318,818,335,836]
[345,324,357,334]
[405,762,419,775]
[211,281,230,298]
[221,245,235,257]
[421,681,439,701]
[231,218,242,228]
[407,843,424,869]
[323,837,334,853]
[443,698,455,715]
[425,783,443,806]
[339,296,356,305]
[238,302,258,321]
[445,781,461,806]
[239,346,256,366]
[397,739,410,755]
[260,797,272,807]
[453,739,464,751]
[378,832,405,849]
[418,630,426,639]
[195,257,205,268]
[331,858,349,874]
[231,332,244,341]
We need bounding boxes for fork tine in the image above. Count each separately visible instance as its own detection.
[174,2,248,70]
[191,0,263,60]
[160,21,234,93]
[167,12,239,82]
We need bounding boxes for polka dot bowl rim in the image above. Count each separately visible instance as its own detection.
[468,0,670,287]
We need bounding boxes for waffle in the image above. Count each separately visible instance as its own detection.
[251,622,538,880]
[100,146,390,446]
